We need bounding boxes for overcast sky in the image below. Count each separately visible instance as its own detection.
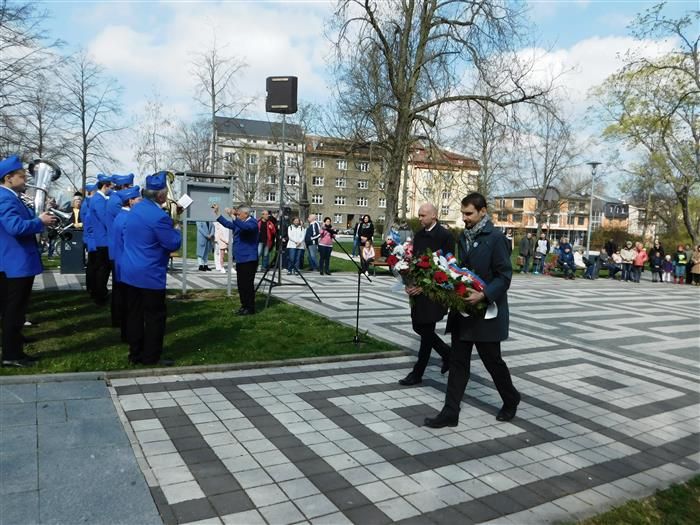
[41,0,696,188]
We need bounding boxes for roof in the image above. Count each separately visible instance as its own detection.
[215,117,303,141]
[305,135,377,158]
[497,187,562,200]
[409,144,479,170]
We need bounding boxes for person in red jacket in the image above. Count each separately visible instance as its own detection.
[257,210,276,271]
[631,241,648,283]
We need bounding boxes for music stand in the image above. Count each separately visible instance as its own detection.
[332,236,372,346]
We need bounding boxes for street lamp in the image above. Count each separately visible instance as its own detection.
[585,161,601,258]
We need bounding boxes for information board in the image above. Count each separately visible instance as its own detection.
[185,181,234,222]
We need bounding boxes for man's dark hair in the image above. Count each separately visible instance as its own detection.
[97,180,109,190]
[323,216,331,222]
[461,192,487,210]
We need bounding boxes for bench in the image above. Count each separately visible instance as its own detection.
[369,246,391,276]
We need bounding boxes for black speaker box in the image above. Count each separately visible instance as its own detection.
[266,76,298,114]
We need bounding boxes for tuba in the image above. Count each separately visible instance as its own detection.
[27,159,74,239]
[164,170,184,226]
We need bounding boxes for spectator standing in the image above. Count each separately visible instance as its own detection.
[690,245,700,285]
[533,233,549,274]
[649,251,664,283]
[604,238,617,257]
[305,215,320,272]
[286,217,305,275]
[214,221,229,273]
[648,239,664,260]
[631,242,648,283]
[662,255,674,283]
[518,232,534,273]
[318,217,336,276]
[673,244,688,284]
[351,217,363,257]
[196,221,214,271]
[257,210,276,271]
[684,244,694,285]
[620,241,635,282]
[358,215,374,245]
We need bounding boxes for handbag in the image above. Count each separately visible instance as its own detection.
[516,256,524,266]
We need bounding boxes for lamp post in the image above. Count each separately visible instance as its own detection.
[585,161,601,258]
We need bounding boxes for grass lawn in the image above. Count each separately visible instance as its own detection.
[575,475,700,525]
[3,289,398,376]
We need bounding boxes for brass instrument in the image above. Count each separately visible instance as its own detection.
[164,170,183,226]
[26,159,75,239]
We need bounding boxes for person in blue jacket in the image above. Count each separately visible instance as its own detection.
[121,172,181,366]
[106,173,134,326]
[212,203,258,315]
[424,192,520,428]
[0,155,56,367]
[89,173,113,304]
[82,182,97,294]
[558,244,575,280]
[110,186,141,342]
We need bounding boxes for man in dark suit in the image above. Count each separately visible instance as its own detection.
[400,203,454,386]
[425,192,520,428]
[0,155,56,367]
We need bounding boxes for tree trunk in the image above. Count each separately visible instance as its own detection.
[678,192,698,245]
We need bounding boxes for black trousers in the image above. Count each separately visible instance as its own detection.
[236,261,257,312]
[86,250,97,293]
[112,279,127,340]
[126,285,167,365]
[92,247,111,303]
[443,337,520,418]
[411,321,450,379]
[1,276,34,361]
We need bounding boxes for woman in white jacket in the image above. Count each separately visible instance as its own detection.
[286,217,305,274]
[214,221,229,272]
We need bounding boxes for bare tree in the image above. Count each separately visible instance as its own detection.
[330,0,550,228]
[168,118,212,174]
[191,38,249,175]
[58,50,124,189]
[134,91,174,174]
[507,102,581,238]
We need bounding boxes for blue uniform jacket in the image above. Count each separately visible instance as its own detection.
[110,208,129,282]
[90,191,110,248]
[120,199,181,290]
[81,197,95,251]
[0,186,44,278]
[105,196,123,259]
[217,215,258,263]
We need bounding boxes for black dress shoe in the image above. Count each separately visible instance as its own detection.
[157,359,175,367]
[398,373,422,386]
[440,360,449,375]
[424,412,458,428]
[236,308,254,316]
[496,406,518,421]
[18,353,39,362]
[2,359,36,368]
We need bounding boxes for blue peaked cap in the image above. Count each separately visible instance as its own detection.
[97,173,112,183]
[118,186,141,203]
[85,183,97,192]
[146,171,167,191]
[112,173,134,186]
[0,155,23,178]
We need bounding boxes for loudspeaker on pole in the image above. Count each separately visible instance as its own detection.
[265,76,298,114]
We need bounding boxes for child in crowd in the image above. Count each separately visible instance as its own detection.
[662,254,674,283]
[360,239,375,275]
[649,251,663,283]
[673,244,688,284]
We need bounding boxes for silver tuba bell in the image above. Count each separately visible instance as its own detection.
[27,159,74,239]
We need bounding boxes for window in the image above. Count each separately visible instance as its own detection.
[442,190,451,200]
[335,177,346,188]
[577,216,585,226]
[512,199,524,209]
[377,215,385,223]
[312,176,324,186]
[333,214,342,224]
[357,161,369,172]
[497,211,507,222]
[499,198,506,209]
[224,152,236,162]
[286,174,298,186]
[312,158,325,168]
[578,202,586,213]
[245,171,256,183]
[265,155,277,166]
[334,195,346,205]
[357,197,368,207]
[266,173,276,185]
[511,213,523,222]
[378,181,386,190]
[247,153,257,165]
[336,159,347,171]
[286,156,298,167]
[441,206,450,217]
[265,192,276,202]
[244,190,254,202]
[378,197,386,208]
[312,194,323,205]
[357,179,369,190]
[567,215,575,225]
[314,213,323,222]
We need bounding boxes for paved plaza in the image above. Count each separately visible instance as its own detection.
[3,271,699,524]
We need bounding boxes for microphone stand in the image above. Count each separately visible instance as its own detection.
[332,236,372,346]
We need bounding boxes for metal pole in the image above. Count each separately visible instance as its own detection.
[181,173,188,296]
[277,115,286,285]
[226,174,234,297]
[585,161,601,258]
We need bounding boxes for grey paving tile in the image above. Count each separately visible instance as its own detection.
[258,501,305,525]
[0,452,37,495]
[295,493,338,519]
[37,380,108,402]
[38,417,129,451]
[0,403,36,427]
[0,424,37,456]
[171,497,217,524]
[0,384,36,404]
[65,397,118,420]
[0,490,39,525]
[36,401,67,424]
[209,490,255,516]
[246,483,288,507]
